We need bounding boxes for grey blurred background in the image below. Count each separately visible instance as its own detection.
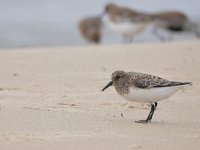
[0,0,200,49]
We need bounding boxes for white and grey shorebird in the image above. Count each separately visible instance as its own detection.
[102,70,192,124]
[104,3,153,43]
[78,15,103,44]
[152,11,200,41]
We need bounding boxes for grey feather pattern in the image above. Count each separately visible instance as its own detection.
[127,72,186,89]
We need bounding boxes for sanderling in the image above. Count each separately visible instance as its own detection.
[103,3,153,43]
[102,70,192,124]
[78,15,103,44]
[152,11,200,41]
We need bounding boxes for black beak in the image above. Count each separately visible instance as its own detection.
[102,81,113,91]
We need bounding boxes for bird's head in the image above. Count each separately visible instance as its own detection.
[102,70,126,91]
[104,3,119,15]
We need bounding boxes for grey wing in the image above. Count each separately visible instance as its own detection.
[115,8,138,22]
[131,73,170,89]
[132,73,191,88]
[118,8,152,23]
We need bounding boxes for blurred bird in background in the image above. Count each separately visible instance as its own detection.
[151,11,200,41]
[78,15,103,44]
[103,3,154,43]
[78,2,200,44]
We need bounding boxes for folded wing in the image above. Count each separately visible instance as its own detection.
[129,72,192,89]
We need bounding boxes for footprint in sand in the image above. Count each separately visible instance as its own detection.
[120,103,150,110]
[58,102,77,107]
[22,107,40,111]
[129,144,142,149]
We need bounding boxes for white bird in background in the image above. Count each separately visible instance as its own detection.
[103,3,154,43]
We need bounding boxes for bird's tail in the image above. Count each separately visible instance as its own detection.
[170,81,192,86]
[182,82,192,86]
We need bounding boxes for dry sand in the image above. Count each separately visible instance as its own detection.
[0,40,200,150]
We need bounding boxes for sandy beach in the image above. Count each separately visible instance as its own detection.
[0,40,200,150]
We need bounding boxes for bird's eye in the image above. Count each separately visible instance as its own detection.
[116,75,120,80]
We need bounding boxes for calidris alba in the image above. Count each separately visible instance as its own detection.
[102,70,192,124]
[78,16,103,44]
[152,11,200,41]
[104,3,153,43]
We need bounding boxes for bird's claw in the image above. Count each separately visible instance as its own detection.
[135,120,150,124]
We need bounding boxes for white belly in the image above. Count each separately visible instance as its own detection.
[121,86,184,103]
[107,19,148,36]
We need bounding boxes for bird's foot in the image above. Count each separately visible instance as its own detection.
[135,120,150,124]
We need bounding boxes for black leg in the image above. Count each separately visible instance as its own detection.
[152,28,166,42]
[195,31,200,38]
[135,102,158,124]
[167,33,173,41]
[147,102,157,121]
[146,104,155,121]
[122,36,133,43]
[122,36,126,43]
[128,36,133,43]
